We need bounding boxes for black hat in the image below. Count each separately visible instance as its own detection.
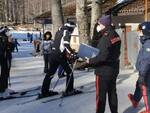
[64,21,76,33]
[64,21,76,28]
[44,31,52,40]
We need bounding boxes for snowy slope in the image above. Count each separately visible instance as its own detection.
[0,41,146,113]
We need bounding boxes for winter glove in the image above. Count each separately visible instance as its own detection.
[76,61,88,70]
[76,58,90,70]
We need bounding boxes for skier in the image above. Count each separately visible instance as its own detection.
[30,33,33,43]
[40,21,81,98]
[27,32,30,41]
[14,38,20,52]
[0,27,14,98]
[80,15,121,113]
[128,22,150,113]
[40,31,53,73]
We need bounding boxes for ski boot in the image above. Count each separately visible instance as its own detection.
[62,89,82,97]
[38,90,58,99]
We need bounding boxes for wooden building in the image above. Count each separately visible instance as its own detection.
[35,0,150,68]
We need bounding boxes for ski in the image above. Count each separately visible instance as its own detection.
[17,84,94,105]
[0,93,38,101]
[42,90,95,104]
[17,92,60,105]
[17,86,85,105]
[9,86,41,96]
[0,86,41,101]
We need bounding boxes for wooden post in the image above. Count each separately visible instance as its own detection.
[145,0,148,21]
[124,25,129,66]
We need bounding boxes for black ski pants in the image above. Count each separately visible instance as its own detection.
[43,54,50,73]
[41,53,74,95]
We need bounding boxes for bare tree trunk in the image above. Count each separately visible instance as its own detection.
[27,0,30,23]
[14,0,19,24]
[11,0,15,23]
[51,0,64,37]
[90,0,102,38]
[40,0,43,14]
[76,0,89,44]
[4,0,8,24]
[0,0,4,22]
[22,0,26,24]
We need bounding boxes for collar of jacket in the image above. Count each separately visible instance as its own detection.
[140,35,150,44]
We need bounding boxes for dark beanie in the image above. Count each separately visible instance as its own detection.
[98,15,111,26]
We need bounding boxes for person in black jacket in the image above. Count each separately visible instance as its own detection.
[128,22,150,113]
[14,39,20,52]
[40,22,81,97]
[82,15,121,113]
[0,27,14,97]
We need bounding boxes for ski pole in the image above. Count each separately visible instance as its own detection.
[59,60,77,107]
[8,75,11,87]
[52,67,65,90]
[52,76,60,90]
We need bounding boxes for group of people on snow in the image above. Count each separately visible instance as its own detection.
[40,15,119,113]
[1,14,150,113]
[40,15,150,113]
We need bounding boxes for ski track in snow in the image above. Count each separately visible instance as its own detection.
[0,41,146,113]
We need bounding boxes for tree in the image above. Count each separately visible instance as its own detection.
[90,0,102,39]
[51,0,64,37]
[22,0,26,24]
[0,0,4,23]
[76,0,89,44]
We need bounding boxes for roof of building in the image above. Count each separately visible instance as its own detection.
[35,0,149,23]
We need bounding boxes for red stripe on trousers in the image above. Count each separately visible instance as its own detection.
[96,75,100,113]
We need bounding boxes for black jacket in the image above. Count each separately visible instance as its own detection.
[89,26,121,79]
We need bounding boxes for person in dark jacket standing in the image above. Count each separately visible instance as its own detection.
[40,22,81,98]
[128,22,150,113]
[0,27,14,98]
[41,31,53,73]
[14,38,20,52]
[82,15,121,113]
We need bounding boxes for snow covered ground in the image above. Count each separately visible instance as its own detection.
[0,41,146,113]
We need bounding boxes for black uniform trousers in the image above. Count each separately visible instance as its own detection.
[41,53,74,95]
[96,75,118,113]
